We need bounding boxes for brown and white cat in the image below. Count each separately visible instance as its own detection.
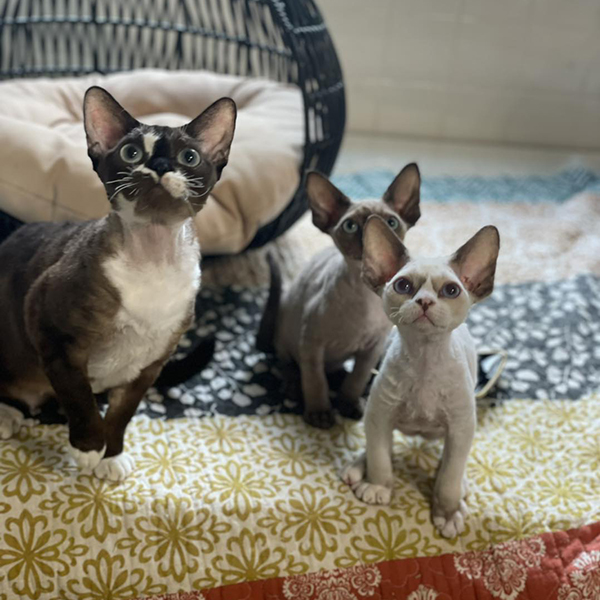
[341,216,500,538]
[0,86,236,480]
[257,164,421,428]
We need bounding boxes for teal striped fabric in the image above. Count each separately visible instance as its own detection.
[332,167,600,203]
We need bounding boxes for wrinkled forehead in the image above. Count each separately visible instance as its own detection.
[346,200,410,233]
[394,257,459,285]
[348,200,396,217]
[122,125,194,155]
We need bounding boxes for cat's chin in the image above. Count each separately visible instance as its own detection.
[395,318,450,335]
[414,313,435,325]
[412,321,442,332]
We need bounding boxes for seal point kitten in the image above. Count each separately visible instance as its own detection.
[257,164,421,429]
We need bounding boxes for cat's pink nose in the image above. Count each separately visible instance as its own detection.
[416,298,434,311]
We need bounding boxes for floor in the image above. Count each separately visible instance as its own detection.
[333,133,600,177]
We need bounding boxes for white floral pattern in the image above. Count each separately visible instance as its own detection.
[454,538,546,600]
[407,586,441,600]
[282,565,381,600]
[140,593,206,600]
[558,550,600,600]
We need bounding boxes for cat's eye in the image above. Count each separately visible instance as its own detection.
[440,282,461,298]
[387,217,399,230]
[393,277,413,295]
[178,148,201,167]
[120,143,143,164]
[342,219,358,233]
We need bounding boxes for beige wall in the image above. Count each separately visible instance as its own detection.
[319,0,600,148]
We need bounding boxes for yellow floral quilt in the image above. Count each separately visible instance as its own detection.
[1,395,599,599]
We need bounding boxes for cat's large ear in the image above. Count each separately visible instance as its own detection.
[450,226,500,301]
[362,215,410,292]
[184,98,237,177]
[84,87,139,157]
[306,171,351,232]
[383,163,421,227]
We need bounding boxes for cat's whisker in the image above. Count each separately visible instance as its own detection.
[114,182,136,194]
[389,307,402,319]
[186,177,205,189]
[107,170,135,185]
[109,183,137,202]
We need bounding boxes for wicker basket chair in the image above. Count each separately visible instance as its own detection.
[0,0,346,250]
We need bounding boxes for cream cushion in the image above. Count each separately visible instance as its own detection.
[0,69,304,254]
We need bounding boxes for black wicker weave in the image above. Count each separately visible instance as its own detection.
[0,0,345,251]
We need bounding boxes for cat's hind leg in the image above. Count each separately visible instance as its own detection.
[0,383,44,438]
[0,377,50,438]
[0,403,34,439]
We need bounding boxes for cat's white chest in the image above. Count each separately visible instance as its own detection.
[87,226,200,392]
[378,361,449,437]
[371,326,476,439]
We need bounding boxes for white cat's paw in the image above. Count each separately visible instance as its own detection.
[0,405,35,439]
[353,481,392,505]
[94,453,135,482]
[433,500,469,538]
[340,453,366,488]
[68,444,106,472]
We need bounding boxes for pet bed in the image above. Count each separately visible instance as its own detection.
[1,168,599,600]
[0,69,303,255]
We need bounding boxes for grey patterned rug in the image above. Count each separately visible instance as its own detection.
[131,274,600,420]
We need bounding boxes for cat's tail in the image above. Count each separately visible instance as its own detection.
[154,336,216,388]
[256,251,281,354]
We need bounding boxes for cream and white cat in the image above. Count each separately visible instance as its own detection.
[341,215,500,539]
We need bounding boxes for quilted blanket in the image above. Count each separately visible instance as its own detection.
[1,169,599,600]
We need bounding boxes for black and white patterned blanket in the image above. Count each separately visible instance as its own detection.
[129,274,600,420]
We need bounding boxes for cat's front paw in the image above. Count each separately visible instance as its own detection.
[336,395,365,421]
[94,453,135,482]
[68,444,106,472]
[304,409,336,429]
[353,481,392,505]
[0,405,35,439]
[432,499,469,538]
[340,453,366,488]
